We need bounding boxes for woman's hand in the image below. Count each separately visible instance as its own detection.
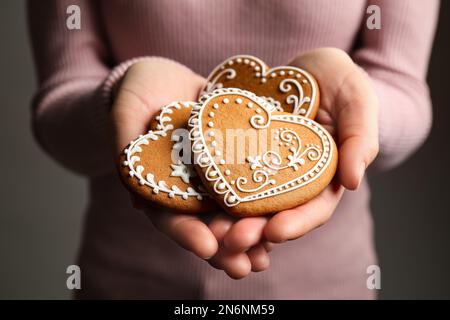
[111,58,270,277]
[111,57,205,155]
[111,58,219,259]
[207,47,380,277]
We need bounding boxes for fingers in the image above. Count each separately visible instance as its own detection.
[264,183,344,243]
[335,70,379,189]
[208,212,236,242]
[208,213,270,276]
[263,241,274,252]
[143,204,271,278]
[223,217,268,252]
[146,208,264,278]
[208,250,252,279]
[247,244,270,272]
[148,210,218,260]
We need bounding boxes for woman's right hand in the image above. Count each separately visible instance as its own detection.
[111,57,206,155]
[110,57,271,278]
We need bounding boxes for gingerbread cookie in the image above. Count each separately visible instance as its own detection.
[119,102,217,214]
[202,55,319,118]
[189,89,337,217]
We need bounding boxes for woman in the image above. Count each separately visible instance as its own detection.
[28,0,438,299]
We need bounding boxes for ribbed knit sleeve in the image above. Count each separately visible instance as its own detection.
[352,0,439,170]
[27,0,144,176]
[28,0,439,176]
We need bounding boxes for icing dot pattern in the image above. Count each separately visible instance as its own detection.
[124,102,208,201]
[202,55,317,116]
[189,88,333,208]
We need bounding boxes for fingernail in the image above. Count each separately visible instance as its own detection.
[357,162,366,188]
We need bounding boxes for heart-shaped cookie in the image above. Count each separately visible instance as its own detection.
[189,89,337,217]
[119,102,217,214]
[202,55,319,118]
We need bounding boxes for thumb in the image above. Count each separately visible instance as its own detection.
[289,48,379,190]
[335,68,379,189]
[111,87,155,156]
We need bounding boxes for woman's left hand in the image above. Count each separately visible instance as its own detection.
[207,47,379,278]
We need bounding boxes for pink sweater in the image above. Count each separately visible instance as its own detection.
[27,0,438,299]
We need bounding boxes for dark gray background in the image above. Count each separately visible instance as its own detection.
[0,1,449,299]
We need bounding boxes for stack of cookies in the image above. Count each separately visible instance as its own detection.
[119,55,337,217]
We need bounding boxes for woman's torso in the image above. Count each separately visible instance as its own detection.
[77,0,376,299]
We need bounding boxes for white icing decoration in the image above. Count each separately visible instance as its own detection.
[203,67,236,93]
[188,89,333,207]
[241,129,322,192]
[170,160,197,184]
[260,97,283,112]
[235,170,274,193]
[279,78,314,115]
[201,55,317,116]
[124,102,208,200]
